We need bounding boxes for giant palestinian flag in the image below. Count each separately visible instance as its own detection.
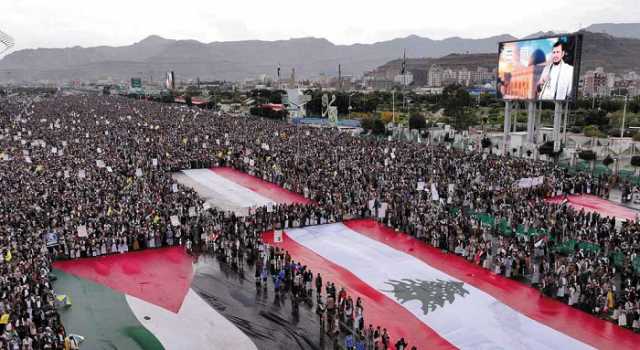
[262,220,640,350]
[53,248,258,350]
[53,246,328,350]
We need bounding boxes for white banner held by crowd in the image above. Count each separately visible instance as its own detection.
[77,225,88,238]
[368,200,376,212]
[431,183,440,201]
[378,203,388,219]
[515,176,544,189]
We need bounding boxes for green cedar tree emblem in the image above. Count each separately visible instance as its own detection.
[382,278,469,315]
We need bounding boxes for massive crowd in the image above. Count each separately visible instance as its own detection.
[0,94,639,349]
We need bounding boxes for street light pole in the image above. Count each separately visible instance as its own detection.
[392,90,395,124]
[348,92,355,119]
[620,95,628,138]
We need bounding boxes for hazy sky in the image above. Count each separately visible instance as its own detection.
[0,0,638,53]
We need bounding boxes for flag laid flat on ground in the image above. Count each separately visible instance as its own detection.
[54,248,334,350]
[546,194,637,221]
[263,220,640,350]
[174,167,312,215]
[53,248,258,350]
[174,169,274,215]
[210,167,313,205]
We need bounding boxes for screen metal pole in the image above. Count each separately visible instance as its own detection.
[503,101,511,155]
[553,101,563,153]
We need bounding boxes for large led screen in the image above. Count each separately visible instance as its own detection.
[497,34,582,101]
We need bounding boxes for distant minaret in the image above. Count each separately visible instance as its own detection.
[291,68,296,85]
[338,64,342,91]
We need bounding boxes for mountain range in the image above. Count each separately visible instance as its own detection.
[376,30,640,84]
[0,22,638,83]
[584,23,640,39]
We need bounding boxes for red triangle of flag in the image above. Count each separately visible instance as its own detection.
[54,247,193,313]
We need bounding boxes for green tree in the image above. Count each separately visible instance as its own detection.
[409,113,427,130]
[579,150,597,171]
[603,155,614,168]
[583,109,609,127]
[631,156,640,175]
[269,90,284,104]
[361,117,374,131]
[372,119,386,135]
[184,85,201,97]
[441,84,474,130]
[160,89,174,103]
[478,93,496,107]
[583,125,607,138]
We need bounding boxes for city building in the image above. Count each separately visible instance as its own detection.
[414,87,444,95]
[427,65,496,87]
[393,72,414,85]
[582,67,609,97]
[630,81,640,97]
[427,65,443,87]
[457,68,471,86]
[623,71,638,81]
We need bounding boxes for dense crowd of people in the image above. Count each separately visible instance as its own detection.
[1,94,639,349]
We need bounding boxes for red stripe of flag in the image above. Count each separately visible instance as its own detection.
[210,167,313,205]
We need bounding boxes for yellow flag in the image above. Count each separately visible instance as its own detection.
[153,215,160,224]
[0,314,9,324]
[4,250,11,262]
[182,137,188,145]
[35,165,44,172]
[56,294,72,306]
[107,207,113,216]
[607,290,615,309]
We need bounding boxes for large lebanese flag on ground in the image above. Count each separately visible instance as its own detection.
[263,219,640,350]
[173,167,312,215]
[546,194,638,221]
